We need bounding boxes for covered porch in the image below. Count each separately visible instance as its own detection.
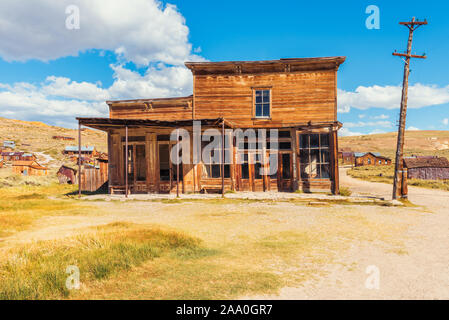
[76,117,341,197]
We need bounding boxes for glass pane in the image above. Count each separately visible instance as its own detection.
[320,134,329,147]
[159,144,170,181]
[242,163,249,179]
[255,104,262,117]
[224,165,230,178]
[299,134,308,149]
[300,162,309,179]
[254,162,262,180]
[320,164,330,178]
[279,142,291,150]
[300,149,309,164]
[211,165,221,178]
[310,134,319,148]
[282,154,291,179]
[321,150,330,163]
[279,131,291,138]
[262,90,269,102]
[136,145,146,181]
[255,91,262,103]
[263,103,270,117]
[308,149,319,178]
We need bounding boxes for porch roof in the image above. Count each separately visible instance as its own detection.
[76,117,235,131]
[77,117,343,131]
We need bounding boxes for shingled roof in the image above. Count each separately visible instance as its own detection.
[403,157,449,169]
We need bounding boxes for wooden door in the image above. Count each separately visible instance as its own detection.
[279,153,292,191]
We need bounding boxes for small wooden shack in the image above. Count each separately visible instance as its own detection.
[12,160,48,176]
[339,151,355,165]
[53,135,75,141]
[63,146,98,157]
[403,157,449,180]
[1,152,36,162]
[355,152,391,167]
[57,165,78,184]
[3,140,15,149]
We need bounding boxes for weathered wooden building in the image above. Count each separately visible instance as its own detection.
[355,152,391,167]
[1,152,36,162]
[78,56,345,195]
[12,160,48,176]
[57,165,78,184]
[339,151,355,165]
[53,135,75,141]
[63,146,98,157]
[403,157,449,180]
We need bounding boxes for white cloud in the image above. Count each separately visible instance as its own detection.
[0,0,202,66]
[338,83,449,110]
[443,118,448,126]
[372,114,389,120]
[358,114,366,119]
[108,64,192,100]
[337,104,350,113]
[339,127,364,137]
[0,62,195,127]
[0,0,202,127]
[407,126,420,131]
[42,76,109,101]
[0,81,108,128]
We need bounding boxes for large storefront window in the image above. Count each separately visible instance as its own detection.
[299,133,330,179]
[201,137,231,178]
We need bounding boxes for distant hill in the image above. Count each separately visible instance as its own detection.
[339,130,449,160]
[0,117,107,166]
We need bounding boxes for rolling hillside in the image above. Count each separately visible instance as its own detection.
[339,130,449,160]
[0,117,107,167]
[1,116,448,166]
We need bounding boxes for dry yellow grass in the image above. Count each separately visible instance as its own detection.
[0,184,420,300]
[347,165,449,192]
[0,183,95,237]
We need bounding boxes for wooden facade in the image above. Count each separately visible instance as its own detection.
[78,57,345,194]
[12,160,48,176]
[403,157,449,180]
[355,152,391,167]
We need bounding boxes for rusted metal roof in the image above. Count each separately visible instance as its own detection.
[403,157,449,169]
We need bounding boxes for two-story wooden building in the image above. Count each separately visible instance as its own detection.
[78,56,345,195]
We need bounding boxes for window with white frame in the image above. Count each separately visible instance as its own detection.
[254,89,270,118]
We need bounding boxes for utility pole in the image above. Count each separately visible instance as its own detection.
[392,17,427,200]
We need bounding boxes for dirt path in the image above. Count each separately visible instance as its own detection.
[3,170,449,299]
[244,169,449,299]
[34,151,54,165]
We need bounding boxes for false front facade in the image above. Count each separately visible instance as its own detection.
[78,56,345,195]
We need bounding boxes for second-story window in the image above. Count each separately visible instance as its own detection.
[254,89,270,118]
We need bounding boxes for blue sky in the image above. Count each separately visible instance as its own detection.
[0,0,448,134]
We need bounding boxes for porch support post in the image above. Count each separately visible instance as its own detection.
[291,127,298,192]
[78,120,82,198]
[331,126,340,195]
[221,120,225,198]
[176,128,180,198]
[125,125,128,198]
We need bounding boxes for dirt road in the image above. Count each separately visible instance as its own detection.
[244,168,449,299]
